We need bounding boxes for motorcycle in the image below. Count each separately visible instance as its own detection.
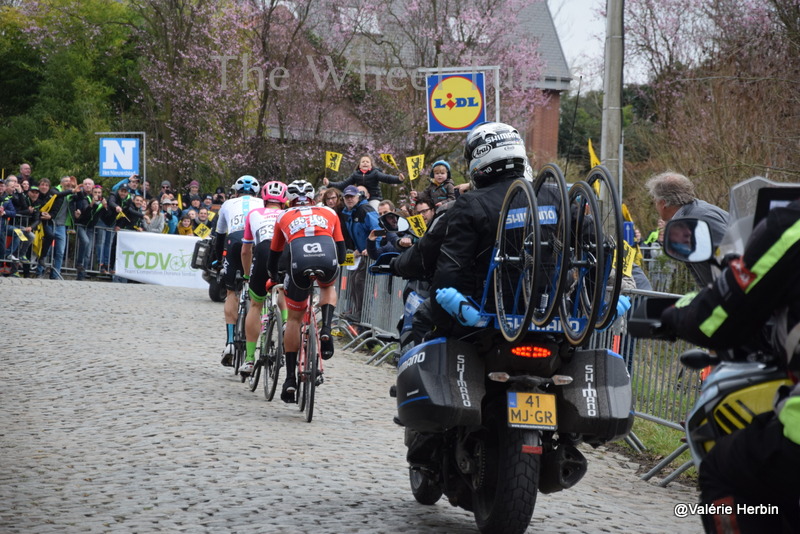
[373,167,635,533]
[190,234,226,302]
[628,177,800,467]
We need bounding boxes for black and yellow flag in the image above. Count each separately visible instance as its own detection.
[380,153,399,170]
[325,151,342,172]
[407,214,427,237]
[194,223,212,239]
[406,154,425,181]
[588,138,601,168]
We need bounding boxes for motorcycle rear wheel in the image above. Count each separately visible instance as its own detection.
[208,276,226,302]
[409,468,443,505]
[473,408,540,534]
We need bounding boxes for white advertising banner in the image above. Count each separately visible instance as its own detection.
[115,231,206,289]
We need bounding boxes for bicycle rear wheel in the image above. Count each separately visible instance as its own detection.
[248,303,269,392]
[303,319,318,422]
[532,164,570,327]
[263,303,283,401]
[559,181,604,346]
[493,179,541,342]
[234,295,249,382]
[585,165,624,330]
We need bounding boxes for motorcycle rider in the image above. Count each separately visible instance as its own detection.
[427,121,530,339]
[659,195,800,533]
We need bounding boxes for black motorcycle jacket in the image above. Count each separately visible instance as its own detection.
[429,175,519,334]
[391,203,453,281]
[662,197,800,370]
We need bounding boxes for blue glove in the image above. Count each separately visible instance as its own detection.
[616,295,632,317]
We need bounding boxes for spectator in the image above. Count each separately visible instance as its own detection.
[323,155,405,210]
[142,198,166,233]
[70,178,97,280]
[94,186,116,274]
[112,174,143,196]
[161,197,180,234]
[184,180,201,209]
[4,176,32,266]
[194,207,216,233]
[182,196,202,218]
[321,187,344,213]
[0,179,17,262]
[176,214,194,235]
[212,187,226,208]
[36,177,74,279]
[421,160,456,207]
[645,171,729,288]
[159,180,173,197]
[19,163,34,187]
[340,184,380,321]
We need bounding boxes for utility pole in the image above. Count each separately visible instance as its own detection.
[601,0,624,191]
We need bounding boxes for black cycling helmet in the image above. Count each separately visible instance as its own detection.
[463,122,528,189]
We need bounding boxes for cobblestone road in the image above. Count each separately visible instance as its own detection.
[1,278,700,533]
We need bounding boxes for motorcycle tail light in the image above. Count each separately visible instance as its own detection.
[511,345,552,359]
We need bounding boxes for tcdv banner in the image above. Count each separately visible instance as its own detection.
[115,231,206,289]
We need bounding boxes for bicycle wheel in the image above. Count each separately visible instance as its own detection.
[493,179,541,342]
[263,303,283,401]
[559,181,604,346]
[585,165,624,330]
[234,293,250,382]
[248,303,269,392]
[303,318,318,422]
[532,164,570,327]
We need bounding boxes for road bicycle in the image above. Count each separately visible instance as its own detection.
[294,269,326,423]
[247,282,284,400]
[233,272,250,382]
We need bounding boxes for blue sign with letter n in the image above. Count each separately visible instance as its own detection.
[99,138,139,177]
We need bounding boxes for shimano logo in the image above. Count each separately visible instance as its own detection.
[484,132,517,143]
[456,354,471,407]
[505,207,527,229]
[398,351,425,375]
[582,364,598,416]
[538,205,558,225]
[472,144,491,159]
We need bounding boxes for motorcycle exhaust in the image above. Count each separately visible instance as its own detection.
[538,443,588,494]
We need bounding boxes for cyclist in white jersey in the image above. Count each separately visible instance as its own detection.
[238,181,288,375]
[214,175,264,366]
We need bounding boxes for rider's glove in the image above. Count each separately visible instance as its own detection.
[616,295,632,318]
[242,274,250,281]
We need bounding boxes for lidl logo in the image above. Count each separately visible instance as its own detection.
[427,73,486,133]
[99,138,140,177]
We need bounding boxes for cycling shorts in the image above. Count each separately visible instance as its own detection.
[249,240,282,301]
[283,236,339,310]
[221,231,244,290]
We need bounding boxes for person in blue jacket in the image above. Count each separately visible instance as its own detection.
[341,185,379,321]
[323,155,405,209]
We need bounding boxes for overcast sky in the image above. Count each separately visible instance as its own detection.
[548,0,606,90]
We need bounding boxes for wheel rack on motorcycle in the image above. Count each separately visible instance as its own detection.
[388,164,634,534]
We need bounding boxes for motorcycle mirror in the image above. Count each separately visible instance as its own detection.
[379,212,410,233]
[663,219,713,263]
[679,349,718,370]
[369,251,399,276]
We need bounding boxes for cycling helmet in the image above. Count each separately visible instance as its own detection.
[233,175,260,196]
[261,180,288,204]
[463,122,528,189]
[286,179,315,205]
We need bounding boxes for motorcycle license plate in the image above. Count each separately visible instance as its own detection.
[507,392,557,430]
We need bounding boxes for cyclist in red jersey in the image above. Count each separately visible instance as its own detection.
[268,180,346,402]
[238,180,288,376]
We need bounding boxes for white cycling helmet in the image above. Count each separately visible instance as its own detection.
[286,180,315,205]
[233,175,260,196]
[463,122,528,189]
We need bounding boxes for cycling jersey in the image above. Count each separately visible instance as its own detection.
[243,206,283,246]
[216,195,263,235]
[269,205,345,310]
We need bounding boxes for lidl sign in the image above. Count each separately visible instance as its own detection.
[426,73,486,133]
[99,138,140,177]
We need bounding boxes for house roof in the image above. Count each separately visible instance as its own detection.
[519,1,572,91]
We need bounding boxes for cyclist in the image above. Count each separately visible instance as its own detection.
[238,181,288,375]
[213,175,264,366]
[267,180,346,402]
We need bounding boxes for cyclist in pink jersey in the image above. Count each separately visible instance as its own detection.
[238,181,288,375]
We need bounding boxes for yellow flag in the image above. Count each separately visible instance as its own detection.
[13,228,28,242]
[380,153,399,169]
[588,138,600,168]
[621,203,633,222]
[407,214,427,237]
[32,225,45,258]
[194,223,211,239]
[406,154,425,181]
[325,151,342,172]
[40,193,57,214]
[342,252,355,266]
[177,193,183,209]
